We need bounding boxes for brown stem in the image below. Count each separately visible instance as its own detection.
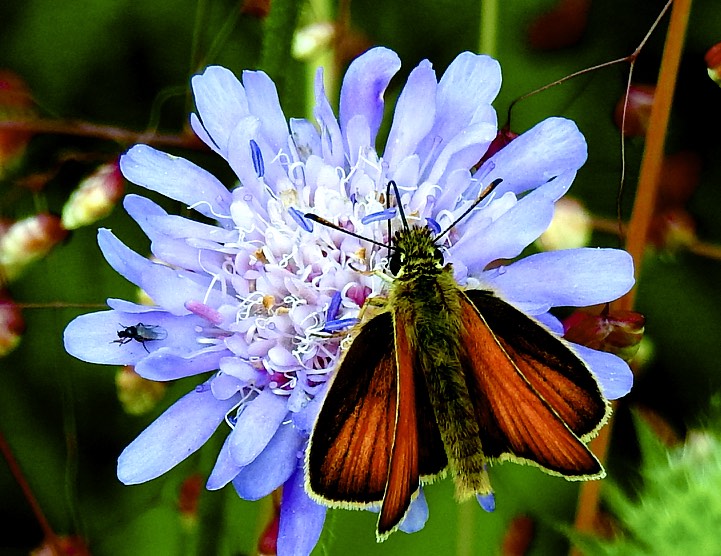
[572,0,693,551]
[0,427,64,555]
[0,119,205,150]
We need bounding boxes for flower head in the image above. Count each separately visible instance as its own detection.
[64,47,634,555]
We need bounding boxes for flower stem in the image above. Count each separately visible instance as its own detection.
[0,119,204,149]
[479,0,499,57]
[572,0,693,550]
[618,0,692,310]
[0,427,64,554]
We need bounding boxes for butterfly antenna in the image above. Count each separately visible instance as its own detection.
[436,178,504,240]
[387,180,409,230]
[304,213,394,252]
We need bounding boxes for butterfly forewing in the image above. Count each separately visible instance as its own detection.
[308,311,398,504]
[463,289,610,439]
[457,291,604,478]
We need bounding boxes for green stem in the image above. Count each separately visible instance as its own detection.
[479,0,499,57]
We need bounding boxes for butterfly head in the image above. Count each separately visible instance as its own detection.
[389,226,444,277]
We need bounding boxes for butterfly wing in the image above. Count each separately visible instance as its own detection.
[377,309,447,538]
[307,311,398,505]
[458,289,605,478]
[463,289,609,439]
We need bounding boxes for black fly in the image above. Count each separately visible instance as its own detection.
[113,323,167,352]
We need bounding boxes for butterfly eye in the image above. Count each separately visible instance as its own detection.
[389,251,402,275]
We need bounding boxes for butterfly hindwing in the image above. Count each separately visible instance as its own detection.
[457,290,604,479]
[307,311,398,505]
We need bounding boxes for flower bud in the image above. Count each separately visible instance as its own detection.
[527,0,590,50]
[178,473,203,529]
[0,70,35,177]
[241,0,270,18]
[705,42,721,87]
[61,161,124,230]
[31,535,91,556]
[0,292,24,356]
[536,196,592,251]
[0,214,67,282]
[115,365,166,415]
[258,492,281,556]
[649,207,697,253]
[564,309,645,362]
[477,128,518,167]
[614,84,655,137]
[292,22,336,61]
[501,515,535,555]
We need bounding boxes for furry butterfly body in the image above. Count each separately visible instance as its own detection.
[306,225,610,540]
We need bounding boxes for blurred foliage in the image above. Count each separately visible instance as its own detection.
[1,0,721,555]
[570,408,721,555]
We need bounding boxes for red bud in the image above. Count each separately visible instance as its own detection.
[0,214,68,282]
[614,84,655,137]
[178,473,204,528]
[527,0,590,50]
[258,489,282,556]
[705,42,721,87]
[477,128,519,168]
[0,70,35,176]
[564,309,645,362]
[0,292,24,356]
[61,161,124,230]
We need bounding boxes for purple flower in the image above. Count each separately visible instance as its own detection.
[64,47,634,554]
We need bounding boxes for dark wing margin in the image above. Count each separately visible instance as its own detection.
[458,290,604,479]
[307,311,397,505]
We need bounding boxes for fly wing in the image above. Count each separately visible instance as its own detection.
[458,290,604,479]
[307,311,398,505]
[377,309,447,539]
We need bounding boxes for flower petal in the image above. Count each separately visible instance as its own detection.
[278,463,326,556]
[64,310,136,365]
[339,47,401,145]
[313,68,344,167]
[486,248,635,313]
[135,347,231,380]
[191,66,249,156]
[398,490,429,533]
[229,389,289,466]
[117,384,239,484]
[425,122,496,185]
[97,228,148,287]
[232,422,303,500]
[573,344,634,400]
[477,117,587,196]
[120,145,232,221]
[206,434,241,490]
[452,187,555,274]
[427,52,501,147]
[384,60,437,170]
[99,231,235,315]
[243,70,289,153]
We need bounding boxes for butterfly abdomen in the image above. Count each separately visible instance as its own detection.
[391,266,492,499]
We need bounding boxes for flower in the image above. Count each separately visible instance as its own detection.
[64,47,635,554]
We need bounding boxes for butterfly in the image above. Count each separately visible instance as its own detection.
[113,323,167,352]
[303,180,611,540]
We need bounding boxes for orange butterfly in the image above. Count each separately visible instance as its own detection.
[304,183,610,540]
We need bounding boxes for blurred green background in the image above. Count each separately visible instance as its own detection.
[2,0,721,554]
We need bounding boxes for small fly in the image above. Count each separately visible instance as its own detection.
[113,323,167,352]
